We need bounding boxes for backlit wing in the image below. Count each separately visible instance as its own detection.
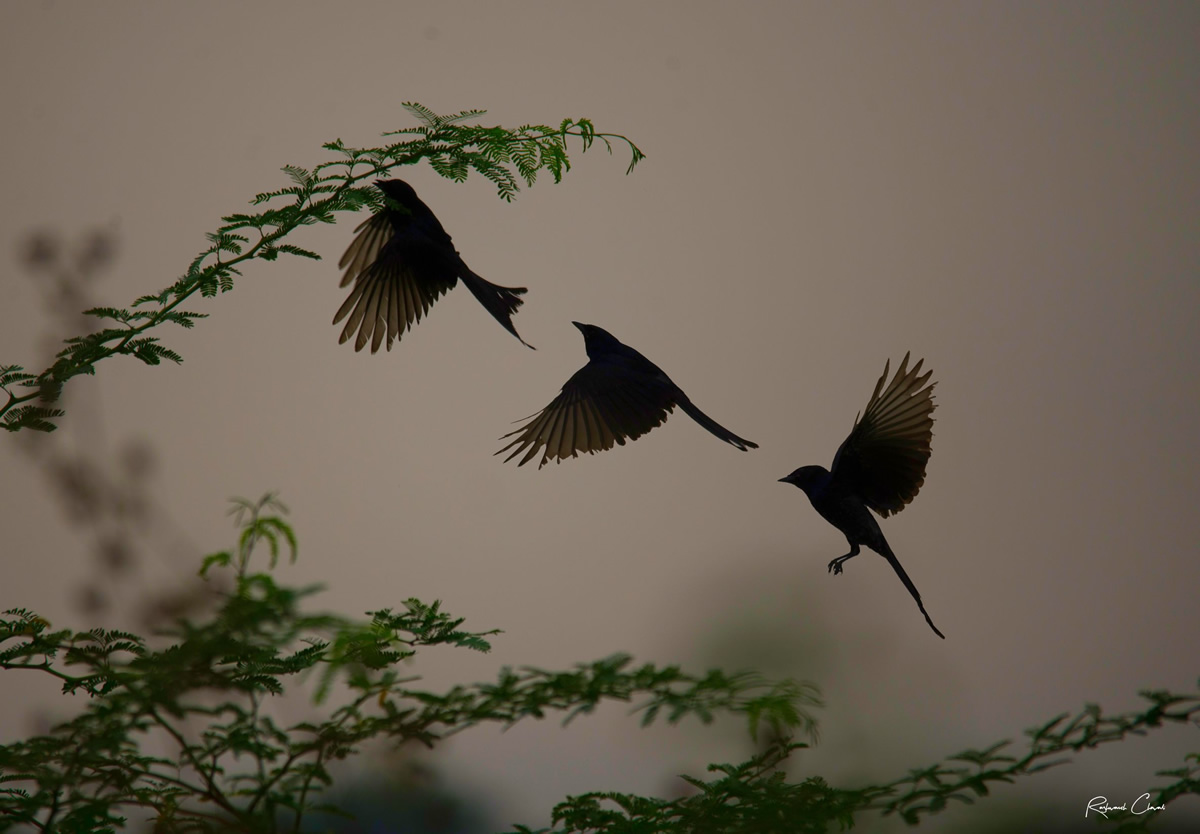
[830,352,936,516]
[497,363,676,468]
[331,213,452,353]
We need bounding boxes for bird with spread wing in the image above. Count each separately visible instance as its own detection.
[332,179,532,352]
[498,322,757,468]
[779,353,944,638]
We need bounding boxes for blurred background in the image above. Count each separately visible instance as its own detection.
[2,2,1198,831]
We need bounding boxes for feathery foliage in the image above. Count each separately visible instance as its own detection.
[2,498,1197,831]
[508,688,1200,833]
[0,496,819,833]
[0,103,644,433]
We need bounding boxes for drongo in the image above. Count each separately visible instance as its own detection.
[779,353,944,638]
[498,322,757,468]
[333,179,532,352]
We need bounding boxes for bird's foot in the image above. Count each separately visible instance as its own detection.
[828,559,844,576]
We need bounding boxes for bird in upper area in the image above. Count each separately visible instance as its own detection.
[332,179,533,352]
[779,353,944,639]
[497,322,757,468]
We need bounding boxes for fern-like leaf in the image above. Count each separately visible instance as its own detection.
[2,405,64,432]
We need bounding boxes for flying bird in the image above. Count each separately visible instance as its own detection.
[498,322,757,468]
[332,179,532,352]
[779,353,944,638]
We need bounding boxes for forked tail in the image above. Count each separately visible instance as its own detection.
[675,395,757,451]
[880,542,945,639]
[459,266,534,349]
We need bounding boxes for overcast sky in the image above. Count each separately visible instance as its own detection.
[2,2,1198,830]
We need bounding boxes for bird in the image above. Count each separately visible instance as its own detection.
[332,179,533,352]
[779,352,944,639]
[497,322,757,468]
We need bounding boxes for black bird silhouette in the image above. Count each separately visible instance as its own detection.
[332,179,532,352]
[779,353,944,639]
[498,322,757,468]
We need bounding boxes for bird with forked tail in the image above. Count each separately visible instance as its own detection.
[333,179,533,352]
[779,353,945,639]
[498,322,757,468]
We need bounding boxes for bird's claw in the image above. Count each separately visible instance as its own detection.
[828,560,844,576]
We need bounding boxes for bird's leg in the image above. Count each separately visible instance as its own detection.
[828,543,860,575]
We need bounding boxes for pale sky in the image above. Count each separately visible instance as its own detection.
[2,3,1198,830]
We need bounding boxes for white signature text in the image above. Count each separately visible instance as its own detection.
[1085,794,1166,818]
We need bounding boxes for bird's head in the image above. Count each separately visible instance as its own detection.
[778,465,830,497]
[374,179,419,206]
[572,322,622,356]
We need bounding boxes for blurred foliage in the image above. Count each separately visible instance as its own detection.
[1,496,1196,832]
[7,224,203,624]
[0,103,645,433]
[0,496,819,832]
[507,697,1200,833]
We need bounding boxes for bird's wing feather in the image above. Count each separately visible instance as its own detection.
[332,213,453,353]
[497,364,675,468]
[830,352,936,517]
[337,214,392,287]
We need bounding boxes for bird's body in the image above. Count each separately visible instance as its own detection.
[780,354,944,639]
[498,322,757,468]
[332,179,532,352]
[788,466,889,558]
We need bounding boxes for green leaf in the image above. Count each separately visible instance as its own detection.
[200,550,233,577]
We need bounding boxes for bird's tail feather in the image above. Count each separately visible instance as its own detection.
[459,266,534,349]
[675,395,757,451]
[879,542,945,639]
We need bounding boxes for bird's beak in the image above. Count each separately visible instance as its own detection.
[777,476,790,483]
[571,321,585,331]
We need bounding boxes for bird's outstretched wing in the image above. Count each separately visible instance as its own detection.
[830,352,935,517]
[497,364,676,468]
[331,214,453,353]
